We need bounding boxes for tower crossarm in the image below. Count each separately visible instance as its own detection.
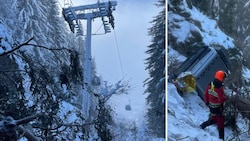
[65,1,117,15]
[62,1,117,35]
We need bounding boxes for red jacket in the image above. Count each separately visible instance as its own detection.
[204,79,227,107]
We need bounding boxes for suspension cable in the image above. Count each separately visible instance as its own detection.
[113,29,125,79]
[94,24,104,35]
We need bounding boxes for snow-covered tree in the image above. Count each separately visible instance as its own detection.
[144,0,165,138]
[0,0,88,140]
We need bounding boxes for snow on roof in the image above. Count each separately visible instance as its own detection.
[177,71,193,79]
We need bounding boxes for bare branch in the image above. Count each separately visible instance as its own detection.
[26,43,71,52]
[16,113,43,125]
[0,37,34,57]
[32,121,96,131]
[0,37,72,57]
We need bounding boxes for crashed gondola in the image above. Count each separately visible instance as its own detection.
[174,46,229,100]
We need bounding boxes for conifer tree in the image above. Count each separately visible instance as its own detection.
[144,0,165,138]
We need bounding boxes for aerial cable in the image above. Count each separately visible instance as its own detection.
[94,24,104,35]
[113,28,125,79]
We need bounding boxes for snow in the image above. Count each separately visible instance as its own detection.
[168,83,227,140]
[242,67,250,82]
[168,0,250,140]
[0,23,13,54]
[0,0,166,140]
[58,101,78,123]
[167,81,250,140]
[168,12,195,43]
[168,0,234,49]
[168,45,186,63]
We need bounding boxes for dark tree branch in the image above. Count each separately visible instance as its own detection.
[16,113,43,126]
[32,121,96,131]
[0,37,34,57]
[26,43,71,52]
[0,37,72,57]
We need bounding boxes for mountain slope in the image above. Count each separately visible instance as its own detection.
[168,0,234,51]
[168,83,233,140]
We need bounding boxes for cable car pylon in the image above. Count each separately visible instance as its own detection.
[62,1,117,119]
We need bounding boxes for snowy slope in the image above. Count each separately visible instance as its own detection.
[167,83,250,140]
[167,0,250,140]
[168,83,233,140]
[168,1,233,139]
[168,1,234,48]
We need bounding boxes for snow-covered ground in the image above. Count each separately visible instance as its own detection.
[168,83,224,140]
[168,1,233,139]
[168,1,234,48]
[167,83,250,140]
[167,0,250,140]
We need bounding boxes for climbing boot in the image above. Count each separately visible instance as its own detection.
[200,120,214,129]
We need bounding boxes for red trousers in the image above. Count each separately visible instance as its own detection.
[200,106,224,139]
[210,114,224,128]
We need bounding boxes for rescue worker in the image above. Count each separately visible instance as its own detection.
[200,70,228,140]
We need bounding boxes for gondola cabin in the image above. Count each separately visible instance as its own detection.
[174,46,229,100]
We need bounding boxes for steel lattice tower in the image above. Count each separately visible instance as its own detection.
[62,1,117,118]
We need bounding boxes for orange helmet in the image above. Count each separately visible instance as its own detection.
[215,70,227,81]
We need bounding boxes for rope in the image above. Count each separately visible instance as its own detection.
[113,29,125,79]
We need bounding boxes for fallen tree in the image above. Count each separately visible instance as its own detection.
[228,95,250,119]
